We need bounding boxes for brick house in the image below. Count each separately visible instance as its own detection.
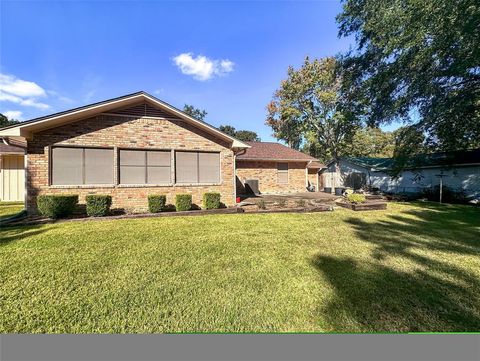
[236,141,324,194]
[0,92,324,212]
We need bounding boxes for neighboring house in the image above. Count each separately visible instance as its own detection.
[0,92,250,213]
[236,141,324,194]
[321,149,480,199]
[0,141,25,202]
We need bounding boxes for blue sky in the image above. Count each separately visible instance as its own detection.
[1,0,360,141]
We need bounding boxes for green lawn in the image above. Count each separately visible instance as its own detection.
[0,202,24,221]
[1,202,479,333]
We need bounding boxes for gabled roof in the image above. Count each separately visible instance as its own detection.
[0,91,250,149]
[338,148,480,171]
[236,141,320,162]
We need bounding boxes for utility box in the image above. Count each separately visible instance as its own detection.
[244,179,259,195]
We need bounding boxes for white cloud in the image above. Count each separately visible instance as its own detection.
[0,92,50,109]
[0,74,46,97]
[3,110,23,120]
[0,73,50,110]
[173,53,235,81]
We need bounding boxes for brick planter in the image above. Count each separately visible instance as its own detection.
[336,201,387,211]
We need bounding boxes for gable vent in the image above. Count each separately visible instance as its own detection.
[110,103,173,118]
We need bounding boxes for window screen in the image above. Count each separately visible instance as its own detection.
[51,147,113,185]
[85,148,114,184]
[277,162,289,184]
[176,151,220,184]
[199,152,220,183]
[119,149,171,184]
[175,152,198,183]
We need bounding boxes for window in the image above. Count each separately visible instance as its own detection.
[51,147,113,185]
[175,151,220,184]
[119,149,171,184]
[277,162,289,184]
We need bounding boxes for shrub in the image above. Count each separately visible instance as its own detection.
[256,200,266,210]
[277,199,286,208]
[37,194,78,219]
[148,195,167,213]
[296,199,306,207]
[175,194,192,211]
[347,193,366,203]
[86,195,112,217]
[203,192,221,209]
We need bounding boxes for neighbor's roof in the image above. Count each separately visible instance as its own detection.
[341,148,480,171]
[0,91,250,149]
[0,142,25,154]
[236,141,320,162]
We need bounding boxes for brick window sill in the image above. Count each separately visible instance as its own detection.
[49,183,222,189]
[49,184,115,189]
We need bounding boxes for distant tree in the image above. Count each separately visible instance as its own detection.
[303,127,396,162]
[182,104,207,121]
[218,125,236,137]
[345,127,396,158]
[266,56,360,161]
[233,130,260,142]
[337,0,480,151]
[0,113,20,128]
[388,125,429,176]
[219,125,260,141]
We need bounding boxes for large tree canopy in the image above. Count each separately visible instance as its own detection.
[266,57,359,160]
[337,0,480,151]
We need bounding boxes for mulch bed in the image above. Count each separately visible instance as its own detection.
[2,207,245,227]
[1,204,335,227]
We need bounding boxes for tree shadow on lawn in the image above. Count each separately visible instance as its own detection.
[312,203,480,332]
[0,225,50,246]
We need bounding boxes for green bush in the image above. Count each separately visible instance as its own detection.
[175,194,192,211]
[256,200,267,210]
[37,194,78,219]
[148,195,167,213]
[203,192,221,209]
[296,199,306,207]
[277,199,286,208]
[85,195,112,217]
[347,193,366,203]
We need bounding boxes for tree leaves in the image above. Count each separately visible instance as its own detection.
[337,0,480,151]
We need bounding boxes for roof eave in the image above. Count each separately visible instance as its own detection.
[236,157,315,162]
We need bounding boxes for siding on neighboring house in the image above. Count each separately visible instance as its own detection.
[0,154,25,202]
[322,159,480,199]
[26,113,236,213]
[236,160,307,194]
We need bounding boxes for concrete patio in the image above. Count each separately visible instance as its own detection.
[238,191,338,206]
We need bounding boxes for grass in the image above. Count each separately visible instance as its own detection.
[1,202,479,333]
[0,201,24,221]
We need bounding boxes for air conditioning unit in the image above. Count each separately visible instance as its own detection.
[244,179,259,195]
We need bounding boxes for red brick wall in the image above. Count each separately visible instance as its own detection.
[26,114,235,213]
[236,160,307,194]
